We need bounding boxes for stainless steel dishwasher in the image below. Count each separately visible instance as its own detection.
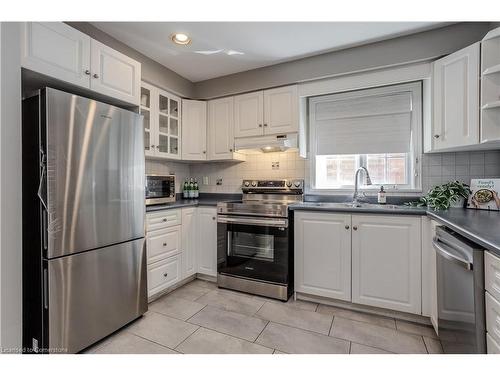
[433,226,486,353]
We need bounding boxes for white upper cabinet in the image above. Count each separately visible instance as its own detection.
[294,211,352,301]
[21,22,141,106]
[351,215,422,314]
[208,97,245,161]
[208,97,234,160]
[182,99,207,161]
[234,91,264,138]
[141,82,181,160]
[90,39,141,105]
[21,22,91,89]
[431,42,480,151]
[234,85,298,138]
[263,85,299,135]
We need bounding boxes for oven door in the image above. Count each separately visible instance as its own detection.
[217,215,289,285]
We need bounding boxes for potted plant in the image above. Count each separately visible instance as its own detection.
[406,181,471,210]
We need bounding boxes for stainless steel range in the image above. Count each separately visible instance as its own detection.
[216,179,304,301]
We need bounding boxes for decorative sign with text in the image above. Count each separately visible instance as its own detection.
[467,179,500,211]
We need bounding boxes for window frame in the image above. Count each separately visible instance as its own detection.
[308,81,423,194]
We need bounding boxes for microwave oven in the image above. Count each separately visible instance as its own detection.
[145,174,176,205]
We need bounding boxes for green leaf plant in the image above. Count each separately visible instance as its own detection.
[406,180,471,211]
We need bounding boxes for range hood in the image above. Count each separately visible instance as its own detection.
[234,133,298,153]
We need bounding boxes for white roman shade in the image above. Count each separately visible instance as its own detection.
[311,84,416,155]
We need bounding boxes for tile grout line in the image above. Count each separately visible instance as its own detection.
[328,315,335,336]
[421,335,429,354]
[254,320,270,344]
[348,341,352,354]
[173,326,202,353]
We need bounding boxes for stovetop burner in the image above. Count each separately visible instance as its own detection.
[218,179,304,218]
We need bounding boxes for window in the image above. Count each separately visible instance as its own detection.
[309,82,422,191]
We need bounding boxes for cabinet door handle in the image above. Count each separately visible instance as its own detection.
[163,273,168,277]
[84,69,91,75]
[203,150,206,154]
[93,73,99,79]
[212,217,216,220]
[353,226,358,231]
[258,124,263,128]
[263,123,268,127]
[434,134,440,139]
[345,225,350,230]
[163,242,167,247]
[163,218,167,222]
[229,148,233,152]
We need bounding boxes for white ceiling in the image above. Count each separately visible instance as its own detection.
[91,22,449,82]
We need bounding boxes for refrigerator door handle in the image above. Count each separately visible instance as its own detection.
[43,268,48,309]
[37,160,48,211]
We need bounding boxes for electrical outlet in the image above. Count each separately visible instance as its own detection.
[272,161,280,170]
[216,177,223,185]
[202,176,209,185]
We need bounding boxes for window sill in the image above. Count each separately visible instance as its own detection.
[306,188,423,195]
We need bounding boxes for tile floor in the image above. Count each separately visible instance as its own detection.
[84,279,443,354]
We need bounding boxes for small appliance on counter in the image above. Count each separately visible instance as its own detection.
[467,179,500,211]
[145,174,176,205]
[216,179,304,301]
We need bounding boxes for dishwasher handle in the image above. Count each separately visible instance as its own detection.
[433,237,473,271]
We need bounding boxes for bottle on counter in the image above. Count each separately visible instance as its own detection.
[193,179,199,199]
[188,178,195,199]
[183,179,189,199]
[378,186,387,204]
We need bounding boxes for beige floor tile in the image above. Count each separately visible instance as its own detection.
[92,332,177,354]
[330,317,427,354]
[267,298,319,312]
[167,283,211,301]
[255,302,333,335]
[317,305,396,329]
[423,336,443,354]
[189,279,218,290]
[188,305,268,341]
[349,342,393,354]
[256,322,350,354]
[176,327,273,354]
[149,296,206,321]
[126,311,198,349]
[195,289,265,316]
[396,320,438,339]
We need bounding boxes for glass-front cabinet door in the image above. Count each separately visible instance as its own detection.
[140,81,181,160]
[140,85,155,158]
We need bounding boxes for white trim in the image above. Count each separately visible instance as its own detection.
[307,80,423,195]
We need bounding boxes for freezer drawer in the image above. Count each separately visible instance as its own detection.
[47,238,147,353]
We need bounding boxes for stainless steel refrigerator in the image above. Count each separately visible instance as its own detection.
[22,88,147,354]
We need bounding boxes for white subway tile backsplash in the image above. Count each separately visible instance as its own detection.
[144,150,499,196]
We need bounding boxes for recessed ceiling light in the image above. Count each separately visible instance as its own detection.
[171,33,191,45]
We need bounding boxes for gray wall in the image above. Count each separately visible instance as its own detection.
[193,22,491,99]
[0,22,22,351]
[67,22,195,98]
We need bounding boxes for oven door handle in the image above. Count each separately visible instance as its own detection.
[433,238,473,271]
[217,215,288,228]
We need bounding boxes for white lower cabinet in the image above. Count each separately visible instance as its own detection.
[146,206,218,299]
[294,212,351,301]
[294,211,423,315]
[181,207,197,277]
[197,207,218,277]
[352,215,422,314]
[148,255,181,298]
[485,250,500,353]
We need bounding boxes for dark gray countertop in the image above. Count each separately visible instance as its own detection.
[427,208,500,256]
[145,194,240,212]
[289,201,427,215]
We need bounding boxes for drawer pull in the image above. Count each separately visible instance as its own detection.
[163,218,167,222]
[163,273,168,277]
[163,242,167,247]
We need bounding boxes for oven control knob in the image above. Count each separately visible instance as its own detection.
[294,181,302,188]
[243,181,250,187]
[286,181,292,187]
[251,181,257,187]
